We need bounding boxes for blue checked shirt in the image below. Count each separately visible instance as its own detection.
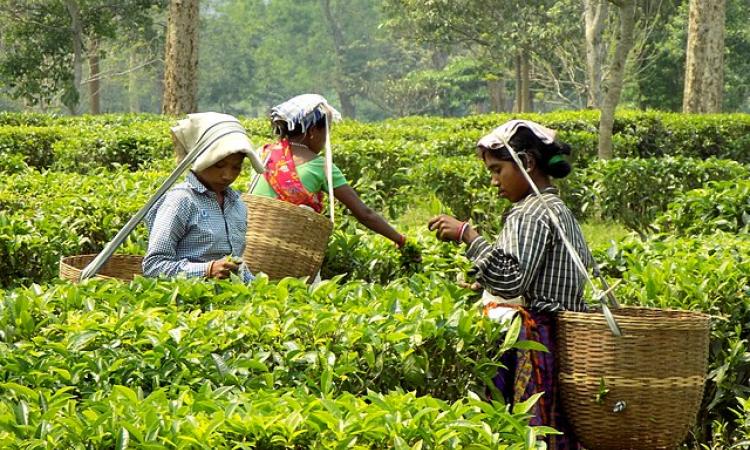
[143,171,254,282]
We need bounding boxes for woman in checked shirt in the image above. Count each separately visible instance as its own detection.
[143,112,263,283]
[428,120,588,449]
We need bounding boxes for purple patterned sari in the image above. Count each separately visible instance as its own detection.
[492,306,582,449]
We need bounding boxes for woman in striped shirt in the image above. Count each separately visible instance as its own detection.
[428,120,587,449]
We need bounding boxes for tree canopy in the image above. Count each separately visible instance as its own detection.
[0,0,747,117]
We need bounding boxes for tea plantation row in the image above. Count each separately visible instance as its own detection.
[0,112,748,448]
[1,111,749,175]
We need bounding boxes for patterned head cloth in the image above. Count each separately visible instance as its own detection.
[270,94,342,135]
[477,119,557,150]
[171,112,265,173]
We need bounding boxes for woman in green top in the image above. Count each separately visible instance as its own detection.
[251,94,408,248]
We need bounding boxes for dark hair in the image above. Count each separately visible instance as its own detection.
[478,126,572,178]
[273,114,327,138]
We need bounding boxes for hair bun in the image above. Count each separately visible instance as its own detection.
[556,142,572,156]
[546,154,571,178]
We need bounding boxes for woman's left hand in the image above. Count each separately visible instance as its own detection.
[428,214,463,242]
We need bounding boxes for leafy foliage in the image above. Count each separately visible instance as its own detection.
[654,179,750,235]
[0,1,165,111]
[1,111,749,447]
[0,275,548,448]
[0,168,161,287]
[0,111,748,175]
[561,156,749,232]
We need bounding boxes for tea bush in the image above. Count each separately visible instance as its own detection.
[654,179,750,235]
[1,111,749,447]
[408,156,748,234]
[0,111,749,174]
[0,126,60,169]
[0,385,545,448]
[561,157,750,231]
[51,122,173,172]
[0,276,548,448]
[0,168,161,287]
[2,156,746,288]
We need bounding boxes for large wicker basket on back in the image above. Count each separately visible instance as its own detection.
[556,307,710,450]
[242,194,332,280]
[60,254,143,283]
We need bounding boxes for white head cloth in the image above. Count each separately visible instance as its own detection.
[270,94,342,134]
[171,112,265,173]
[477,119,557,150]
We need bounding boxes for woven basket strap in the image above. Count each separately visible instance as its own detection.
[498,137,623,337]
[248,151,272,194]
[324,119,335,223]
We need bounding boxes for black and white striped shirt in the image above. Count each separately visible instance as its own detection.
[466,188,591,313]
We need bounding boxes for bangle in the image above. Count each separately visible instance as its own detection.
[396,234,406,248]
[206,260,215,278]
[458,222,470,243]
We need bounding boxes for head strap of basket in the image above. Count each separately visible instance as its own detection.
[479,120,623,336]
[270,94,342,222]
[171,112,265,175]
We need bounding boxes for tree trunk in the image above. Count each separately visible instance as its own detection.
[683,0,726,113]
[513,50,532,113]
[64,0,83,114]
[320,0,356,118]
[88,38,101,115]
[584,0,609,108]
[598,0,636,159]
[521,51,532,112]
[488,78,506,112]
[337,93,356,119]
[514,53,522,113]
[128,49,140,113]
[162,0,199,115]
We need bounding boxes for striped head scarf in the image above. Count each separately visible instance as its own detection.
[270,94,342,135]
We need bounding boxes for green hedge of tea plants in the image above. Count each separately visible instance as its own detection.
[561,157,749,232]
[2,158,747,288]
[654,179,750,235]
[0,275,547,448]
[2,112,750,447]
[414,156,748,234]
[0,168,161,287]
[1,111,749,175]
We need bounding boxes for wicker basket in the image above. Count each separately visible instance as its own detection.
[556,307,710,450]
[242,194,332,280]
[59,254,144,283]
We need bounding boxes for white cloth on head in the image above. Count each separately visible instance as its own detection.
[171,112,265,174]
[477,119,557,150]
[270,94,342,135]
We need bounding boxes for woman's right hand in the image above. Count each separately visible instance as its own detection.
[207,258,240,279]
[428,214,463,242]
[428,215,479,244]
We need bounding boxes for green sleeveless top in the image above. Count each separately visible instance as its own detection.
[251,155,348,198]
